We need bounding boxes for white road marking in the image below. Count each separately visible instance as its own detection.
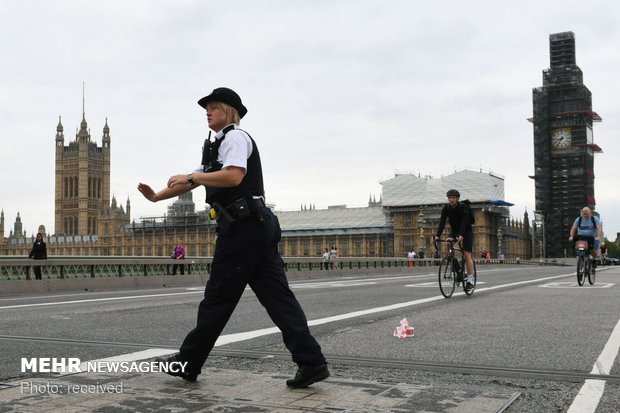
[540,282,614,289]
[292,281,377,288]
[0,291,202,310]
[0,274,432,310]
[567,318,620,413]
[59,272,580,367]
[138,272,580,348]
[0,271,572,311]
[405,281,487,287]
[40,267,616,412]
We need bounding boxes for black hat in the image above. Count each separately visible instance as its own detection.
[197,87,247,118]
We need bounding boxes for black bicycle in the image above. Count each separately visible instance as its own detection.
[574,235,596,286]
[434,238,476,298]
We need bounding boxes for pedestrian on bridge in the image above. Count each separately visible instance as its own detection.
[28,233,47,280]
[171,240,185,275]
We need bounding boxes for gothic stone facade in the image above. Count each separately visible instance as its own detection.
[1,114,532,259]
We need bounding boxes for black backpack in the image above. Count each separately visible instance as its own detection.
[577,215,598,229]
[461,199,475,225]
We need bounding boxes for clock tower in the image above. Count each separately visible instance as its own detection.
[531,31,602,258]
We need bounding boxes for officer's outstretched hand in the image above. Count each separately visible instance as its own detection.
[138,183,157,202]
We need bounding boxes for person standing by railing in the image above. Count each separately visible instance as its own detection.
[407,250,415,267]
[329,244,338,269]
[28,233,47,280]
[171,240,186,275]
[322,248,330,270]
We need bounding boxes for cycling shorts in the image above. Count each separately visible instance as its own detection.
[450,230,474,252]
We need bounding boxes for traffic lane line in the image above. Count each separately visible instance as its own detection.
[0,291,202,310]
[0,268,567,310]
[216,271,578,345]
[567,318,620,413]
[36,271,611,384]
[55,271,593,361]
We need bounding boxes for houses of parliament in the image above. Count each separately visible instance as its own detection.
[0,106,532,259]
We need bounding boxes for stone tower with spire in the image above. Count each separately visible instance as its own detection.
[54,88,112,236]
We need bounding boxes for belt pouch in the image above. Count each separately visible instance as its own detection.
[231,198,252,220]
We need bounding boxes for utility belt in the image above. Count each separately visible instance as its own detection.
[210,196,266,231]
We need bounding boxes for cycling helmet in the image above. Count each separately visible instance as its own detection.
[446,189,460,197]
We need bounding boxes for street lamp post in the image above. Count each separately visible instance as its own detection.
[497,226,503,258]
[417,212,427,259]
[534,211,546,259]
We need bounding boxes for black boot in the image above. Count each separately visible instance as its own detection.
[155,354,199,382]
[286,364,330,388]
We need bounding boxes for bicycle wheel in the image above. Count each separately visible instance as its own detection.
[588,258,596,285]
[438,256,456,298]
[464,259,477,296]
[576,256,585,286]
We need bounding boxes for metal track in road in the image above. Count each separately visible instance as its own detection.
[2,334,619,385]
[212,348,620,385]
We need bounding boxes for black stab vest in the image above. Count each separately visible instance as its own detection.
[202,125,264,206]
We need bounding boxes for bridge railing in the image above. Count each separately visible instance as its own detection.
[0,256,561,281]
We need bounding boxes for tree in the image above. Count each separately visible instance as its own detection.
[603,238,619,258]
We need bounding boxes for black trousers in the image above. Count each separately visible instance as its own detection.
[179,207,325,374]
[33,266,42,280]
[171,263,185,275]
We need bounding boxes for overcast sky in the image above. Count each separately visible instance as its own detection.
[1,0,619,240]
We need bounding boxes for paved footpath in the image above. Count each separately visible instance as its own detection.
[0,366,519,413]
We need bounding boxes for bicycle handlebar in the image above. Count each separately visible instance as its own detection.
[433,238,463,251]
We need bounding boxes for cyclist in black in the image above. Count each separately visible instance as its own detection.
[433,189,475,291]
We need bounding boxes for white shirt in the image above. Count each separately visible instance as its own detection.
[197,124,253,174]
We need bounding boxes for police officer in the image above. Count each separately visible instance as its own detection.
[138,87,329,388]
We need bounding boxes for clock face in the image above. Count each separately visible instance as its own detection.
[551,128,572,149]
